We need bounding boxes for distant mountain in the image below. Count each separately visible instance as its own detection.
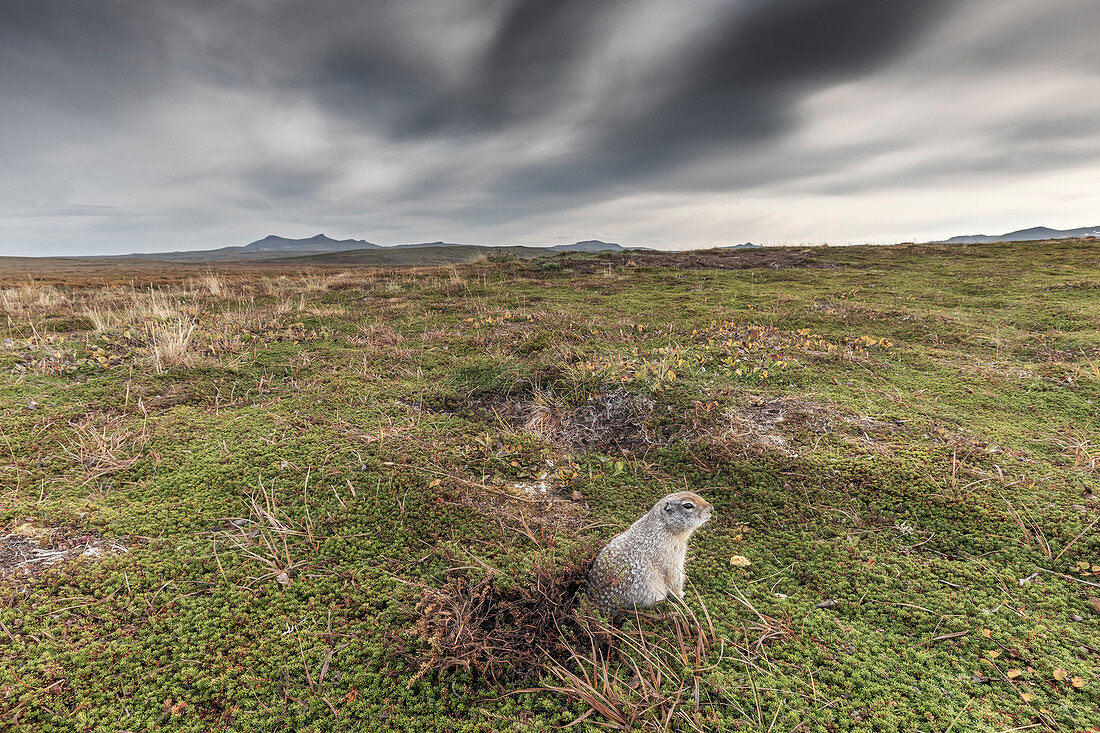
[932,225,1100,244]
[549,240,628,252]
[716,242,759,250]
[96,233,381,262]
[241,234,380,253]
[89,234,644,263]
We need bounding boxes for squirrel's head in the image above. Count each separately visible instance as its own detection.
[654,491,713,535]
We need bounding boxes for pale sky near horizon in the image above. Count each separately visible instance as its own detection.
[2,1,1099,256]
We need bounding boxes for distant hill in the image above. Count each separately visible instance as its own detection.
[932,225,1100,244]
[241,234,380,253]
[98,234,381,262]
[88,234,641,263]
[549,240,627,253]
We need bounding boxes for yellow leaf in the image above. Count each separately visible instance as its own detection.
[1007,669,1023,679]
[1053,668,1068,681]
[981,629,992,638]
[427,478,441,488]
[1019,692,1035,702]
[729,555,752,567]
[1071,676,1085,688]
[986,650,1000,660]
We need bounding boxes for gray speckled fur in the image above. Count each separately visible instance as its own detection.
[587,492,713,613]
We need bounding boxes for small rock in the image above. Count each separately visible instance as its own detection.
[276,572,291,586]
[230,518,251,527]
[28,400,38,410]
[571,490,583,501]
[816,599,836,609]
[1072,614,1084,622]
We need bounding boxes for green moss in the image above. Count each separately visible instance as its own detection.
[1,240,1098,731]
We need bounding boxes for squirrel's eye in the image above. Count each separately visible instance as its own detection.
[682,502,694,510]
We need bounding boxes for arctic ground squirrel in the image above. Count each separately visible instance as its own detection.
[587,491,713,613]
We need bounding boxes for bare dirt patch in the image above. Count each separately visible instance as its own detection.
[464,389,661,454]
[690,395,901,457]
[448,471,593,543]
[0,522,127,581]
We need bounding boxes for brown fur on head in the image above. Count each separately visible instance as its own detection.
[653,491,713,535]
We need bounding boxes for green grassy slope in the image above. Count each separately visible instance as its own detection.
[0,240,1097,732]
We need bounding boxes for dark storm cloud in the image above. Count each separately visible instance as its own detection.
[489,0,956,199]
[474,0,621,122]
[2,0,1099,254]
[310,0,623,136]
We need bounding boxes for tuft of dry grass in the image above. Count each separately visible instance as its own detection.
[61,413,144,483]
[135,288,182,321]
[348,322,405,355]
[406,545,599,688]
[83,306,118,331]
[540,595,726,732]
[1057,425,1099,471]
[201,273,227,298]
[148,316,197,373]
[1,283,69,318]
[216,474,319,588]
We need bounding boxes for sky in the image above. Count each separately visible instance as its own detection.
[2,0,1099,256]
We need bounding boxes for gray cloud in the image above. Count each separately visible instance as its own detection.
[488,0,959,201]
[1,0,1099,255]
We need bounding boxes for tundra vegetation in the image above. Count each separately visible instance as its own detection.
[0,240,1098,731]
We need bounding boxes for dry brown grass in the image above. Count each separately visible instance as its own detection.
[61,413,144,483]
[539,595,728,732]
[82,306,118,332]
[215,474,319,589]
[348,322,405,354]
[406,546,599,688]
[201,273,227,298]
[1,283,69,319]
[148,316,198,373]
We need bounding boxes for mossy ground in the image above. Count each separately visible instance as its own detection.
[1,241,1098,731]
